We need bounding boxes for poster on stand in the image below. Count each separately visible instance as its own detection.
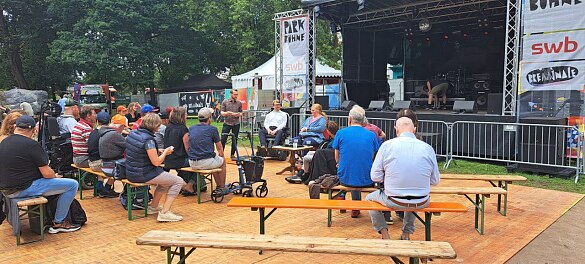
[520,60,585,92]
[280,15,309,76]
[282,75,307,107]
[523,1,585,34]
[522,30,585,62]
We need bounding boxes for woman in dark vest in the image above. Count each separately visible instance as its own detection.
[125,113,185,222]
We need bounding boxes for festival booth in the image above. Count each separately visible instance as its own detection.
[162,74,230,116]
[231,56,341,109]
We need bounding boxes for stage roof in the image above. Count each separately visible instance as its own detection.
[301,0,507,34]
[165,74,231,93]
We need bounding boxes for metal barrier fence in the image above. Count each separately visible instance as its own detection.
[288,113,583,182]
[241,110,271,134]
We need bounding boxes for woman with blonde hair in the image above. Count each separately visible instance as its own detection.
[0,111,23,143]
[295,103,327,147]
[125,102,142,127]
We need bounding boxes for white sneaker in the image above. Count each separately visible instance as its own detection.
[157,211,183,222]
[147,205,162,215]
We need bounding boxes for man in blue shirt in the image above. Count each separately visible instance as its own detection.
[188,108,227,191]
[366,117,440,241]
[332,105,379,218]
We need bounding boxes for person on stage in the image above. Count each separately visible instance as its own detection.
[426,79,449,110]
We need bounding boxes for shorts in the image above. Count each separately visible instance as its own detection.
[189,156,224,170]
[430,83,448,96]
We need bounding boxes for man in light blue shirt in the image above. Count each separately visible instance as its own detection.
[366,117,440,240]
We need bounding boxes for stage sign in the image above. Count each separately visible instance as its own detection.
[520,60,585,91]
[523,0,585,34]
[522,30,585,61]
[281,15,309,76]
[282,75,307,107]
[179,91,212,116]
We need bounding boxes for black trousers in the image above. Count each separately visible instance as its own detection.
[221,123,240,156]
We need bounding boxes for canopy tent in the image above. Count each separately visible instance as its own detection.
[165,74,231,93]
[231,55,341,90]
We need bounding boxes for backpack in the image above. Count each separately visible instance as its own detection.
[119,185,152,210]
[45,195,87,226]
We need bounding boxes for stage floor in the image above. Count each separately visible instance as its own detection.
[0,150,581,263]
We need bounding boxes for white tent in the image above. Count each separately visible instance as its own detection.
[231,56,341,90]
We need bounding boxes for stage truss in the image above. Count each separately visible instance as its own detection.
[274,9,317,107]
[501,0,520,116]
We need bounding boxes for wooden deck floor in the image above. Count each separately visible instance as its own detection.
[1,149,581,263]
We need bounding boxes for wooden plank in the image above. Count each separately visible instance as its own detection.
[226,197,467,213]
[271,145,314,151]
[71,163,109,178]
[16,197,48,207]
[441,174,527,182]
[178,167,222,174]
[136,231,457,259]
[326,186,507,195]
[121,179,151,187]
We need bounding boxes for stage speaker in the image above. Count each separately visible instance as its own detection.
[392,100,411,111]
[487,93,503,114]
[453,101,477,113]
[341,100,357,111]
[368,100,387,111]
[474,91,488,110]
[314,96,329,110]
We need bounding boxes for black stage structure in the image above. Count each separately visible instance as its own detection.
[301,0,512,116]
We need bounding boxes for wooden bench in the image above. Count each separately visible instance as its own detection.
[120,179,152,220]
[2,196,48,245]
[441,174,527,216]
[136,231,457,264]
[71,164,113,200]
[324,186,506,235]
[178,167,222,204]
[227,197,467,241]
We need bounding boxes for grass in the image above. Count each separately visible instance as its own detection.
[186,118,585,194]
[441,159,585,194]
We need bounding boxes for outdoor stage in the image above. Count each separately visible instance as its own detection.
[324,109,517,123]
[0,154,582,263]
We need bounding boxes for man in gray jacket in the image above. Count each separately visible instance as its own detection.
[99,123,126,184]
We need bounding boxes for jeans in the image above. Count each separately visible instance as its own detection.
[7,178,79,223]
[365,189,430,234]
[221,123,240,156]
[259,129,284,147]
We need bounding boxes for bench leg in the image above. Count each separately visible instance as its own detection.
[166,247,196,264]
[497,181,508,216]
[327,190,332,227]
[413,212,432,241]
[473,194,486,235]
[126,184,133,220]
[16,203,45,245]
[196,172,201,204]
[195,173,213,204]
[77,169,84,200]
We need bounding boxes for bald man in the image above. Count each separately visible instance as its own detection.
[366,117,440,240]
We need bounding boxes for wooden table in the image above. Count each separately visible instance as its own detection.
[271,145,314,175]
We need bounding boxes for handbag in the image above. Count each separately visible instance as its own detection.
[113,159,127,180]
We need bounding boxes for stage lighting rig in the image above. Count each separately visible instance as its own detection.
[419,18,431,32]
[357,0,365,11]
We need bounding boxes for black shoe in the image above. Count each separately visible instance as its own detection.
[99,189,119,198]
[181,190,197,197]
[295,169,305,178]
[48,220,81,234]
[199,186,208,192]
[285,175,302,184]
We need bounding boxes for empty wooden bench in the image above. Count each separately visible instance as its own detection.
[136,231,457,264]
[441,174,527,216]
[324,185,506,235]
[1,195,48,245]
[178,167,222,204]
[71,164,113,200]
[227,197,467,241]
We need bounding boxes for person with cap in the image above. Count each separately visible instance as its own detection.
[258,100,288,149]
[126,113,186,222]
[111,105,129,127]
[71,105,97,168]
[57,98,79,136]
[0,115,81,234]
[188,107,227,193]
[86,111,119,198]
[220,89,243,160]
[132,103,157,130]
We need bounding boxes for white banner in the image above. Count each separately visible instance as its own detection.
[281,15,309,76]
[520,61,585,91]
[523,1,585,34]
[522,31,585,61]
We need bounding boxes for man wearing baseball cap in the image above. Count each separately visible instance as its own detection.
[132,103,158,130]
[187,107,227,192]
[0,116,81,234]
[57,98,79,135]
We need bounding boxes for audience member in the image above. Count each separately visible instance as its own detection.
[125,102,141,126]
[259,100,287,148]
[295,103,327,147]
[132,104,157,130]
[0,111,22,143]
[366,117,440,240]
[71,105,96,168]
[111,105,129,127]
[56,98,79,135]
[126,114,186,222]
[87,111,119,198]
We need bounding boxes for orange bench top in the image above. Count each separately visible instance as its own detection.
[227,197,467,213]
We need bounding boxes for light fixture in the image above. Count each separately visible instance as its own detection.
[419,18,431,32]
[357,0,365,11]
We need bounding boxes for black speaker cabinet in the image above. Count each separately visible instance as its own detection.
[487,93,503,114]
[368,100,387,111]
[474,91,489,110]
[314,96,329,110]
[341,100,356,111]
[453,101,477,113]
[392,100,411,111]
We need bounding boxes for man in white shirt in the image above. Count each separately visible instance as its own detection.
[366,117,440,240]
[259,100,288,148]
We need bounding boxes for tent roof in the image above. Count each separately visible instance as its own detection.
[231,56,341,81]
[165,74,231,93]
